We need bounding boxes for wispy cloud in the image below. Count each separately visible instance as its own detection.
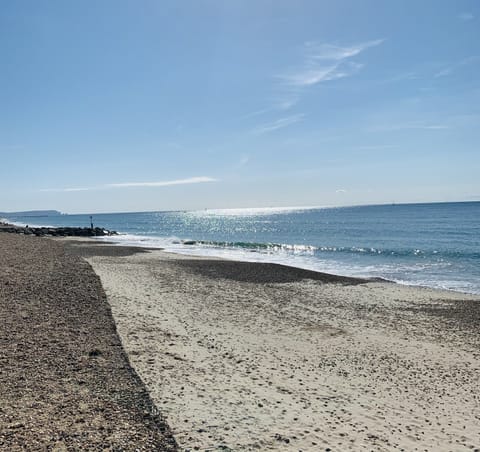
[279,39,383,88]
[247,39,383,133]
[107,177,216,188]
[370,113,479,134]
[385,55,479,83]
[372,122,449,132]
[434,55,480,78]
[243,39,384,135]
[238,154,250,167]
[241,107,273,119]
[275,96,299,111]
[41,177,217,192]
[242,98,299,121]
[63,187,92,192]
[458,12,474,21]
[252,114,305,135]
[421,125,449,130]
[434,67,453,78]
[386,72,419,83]
[305,39,384,60]
[280,62,364,87]
[353,144,399,151]
[245,38,383,121]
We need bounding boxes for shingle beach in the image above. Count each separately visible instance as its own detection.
[0,233,176,451]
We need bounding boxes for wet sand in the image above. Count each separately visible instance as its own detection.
[82,244,480,451]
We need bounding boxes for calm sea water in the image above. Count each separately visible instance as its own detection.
[4,202,480,294]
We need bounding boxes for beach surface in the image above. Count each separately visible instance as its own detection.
[81,242,480,451]
[0,234,177,451]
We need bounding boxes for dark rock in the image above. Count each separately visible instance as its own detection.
[0,223,118,238]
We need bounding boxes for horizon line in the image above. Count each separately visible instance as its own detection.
[2,199,478,217]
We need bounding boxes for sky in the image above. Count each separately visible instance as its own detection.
[1,0,479,213]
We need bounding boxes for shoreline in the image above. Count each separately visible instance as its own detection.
[85,235,480,297]
[4,219,478,296]
[78,239,480,451]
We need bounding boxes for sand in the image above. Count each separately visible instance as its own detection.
[83,245,480,451]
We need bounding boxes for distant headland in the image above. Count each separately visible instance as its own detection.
[0,210,63,217]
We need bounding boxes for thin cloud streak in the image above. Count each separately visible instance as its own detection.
[246,38,382,122]
[242,97,299,120]
[386,72,419,83]
[238,154,250,167]
[252,114,305,135]
[279,39,382,87]
[458,12,474,21]
[64,187,92,192]
[240,107,273,119]
[371,122,449,132]
[435,68,453,78]
[434,55,480,78]
[108,177,216,188]
[276,97,299,110]
[41,177,217,192]
[281,62,364,87]
[305,39,384,61]
[353,144,399,151]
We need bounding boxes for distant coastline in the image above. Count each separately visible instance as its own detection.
[0,209,63,217]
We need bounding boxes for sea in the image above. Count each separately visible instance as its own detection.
[3,202,480,295]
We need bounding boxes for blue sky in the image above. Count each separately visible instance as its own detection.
[1,0,479,213]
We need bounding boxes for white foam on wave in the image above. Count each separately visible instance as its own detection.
[95,233,180,250]
[96,234,369,278]
[390,278,479,295]
[96,233,480,295]
[96,233,347,270]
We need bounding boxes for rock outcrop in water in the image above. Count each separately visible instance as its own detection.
[0,222,118,237]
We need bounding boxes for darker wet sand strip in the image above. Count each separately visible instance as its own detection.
[0,234,176,451]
